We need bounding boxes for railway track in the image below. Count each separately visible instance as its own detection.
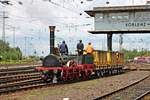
[0,65,122,94]
[0,64,149,96]
[0,66,72,94]
[94,73,150,100]
[0,66,44,94]
[0,66,38,75]
[135,90,150,100]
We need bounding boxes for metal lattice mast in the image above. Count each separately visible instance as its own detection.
[1,11,8,42]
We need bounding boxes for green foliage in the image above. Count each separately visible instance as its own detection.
[121,48,150,60]
[0,40,22,61]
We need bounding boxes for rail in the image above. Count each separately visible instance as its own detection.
[135,90,150,100]
[94,74,150,100]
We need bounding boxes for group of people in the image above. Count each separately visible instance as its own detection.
[59,40,93,56]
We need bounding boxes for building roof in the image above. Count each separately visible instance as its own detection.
[85,5,150,17]
[89,29,150,34]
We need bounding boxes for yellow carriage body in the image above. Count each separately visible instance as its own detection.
[92,50,124,69]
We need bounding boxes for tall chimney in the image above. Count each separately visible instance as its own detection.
[49,26,55,54]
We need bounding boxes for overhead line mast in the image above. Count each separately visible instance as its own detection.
[119,34,123,51]
[1,11,8,42]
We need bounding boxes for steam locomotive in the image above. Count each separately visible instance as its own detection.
[36,26,124,82]
[36,50,124,82]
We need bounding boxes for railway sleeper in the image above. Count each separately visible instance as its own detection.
[0,70,38,76]
[0,80,43,94]
[0,76,40,84]
[0,78,42,89]
[0,76,41,87]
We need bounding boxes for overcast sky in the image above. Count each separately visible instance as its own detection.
[0,0,150,56]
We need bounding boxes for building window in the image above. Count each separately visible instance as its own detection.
[110,13,129,21]
[111,16,116,19]
[95,13,103,22]
[135,12,150,20]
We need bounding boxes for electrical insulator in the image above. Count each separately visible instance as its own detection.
[18,1,23,5]
[106,1,109,4]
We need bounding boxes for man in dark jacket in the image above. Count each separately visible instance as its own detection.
[59,41,68,55]
[77,40,84,56]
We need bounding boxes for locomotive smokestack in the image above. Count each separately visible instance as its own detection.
[49,26,55,54]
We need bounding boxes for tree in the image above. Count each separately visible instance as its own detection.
[0,40,22,61]
[122,48,150,60]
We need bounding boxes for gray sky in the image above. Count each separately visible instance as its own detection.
[0,0,150,56]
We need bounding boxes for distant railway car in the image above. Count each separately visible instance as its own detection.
[36,50,124,82]
[134,56,150,63]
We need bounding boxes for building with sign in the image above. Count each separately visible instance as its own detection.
[85,5,150,51]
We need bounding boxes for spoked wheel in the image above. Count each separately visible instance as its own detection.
[80,71,87,80]
[108,69,112,76]
[100,70,104,77]
[96,71,101,78]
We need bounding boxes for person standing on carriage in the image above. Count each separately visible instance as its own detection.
[86,42,93,54]
[59,41,68,55]
[77,40,84,56]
